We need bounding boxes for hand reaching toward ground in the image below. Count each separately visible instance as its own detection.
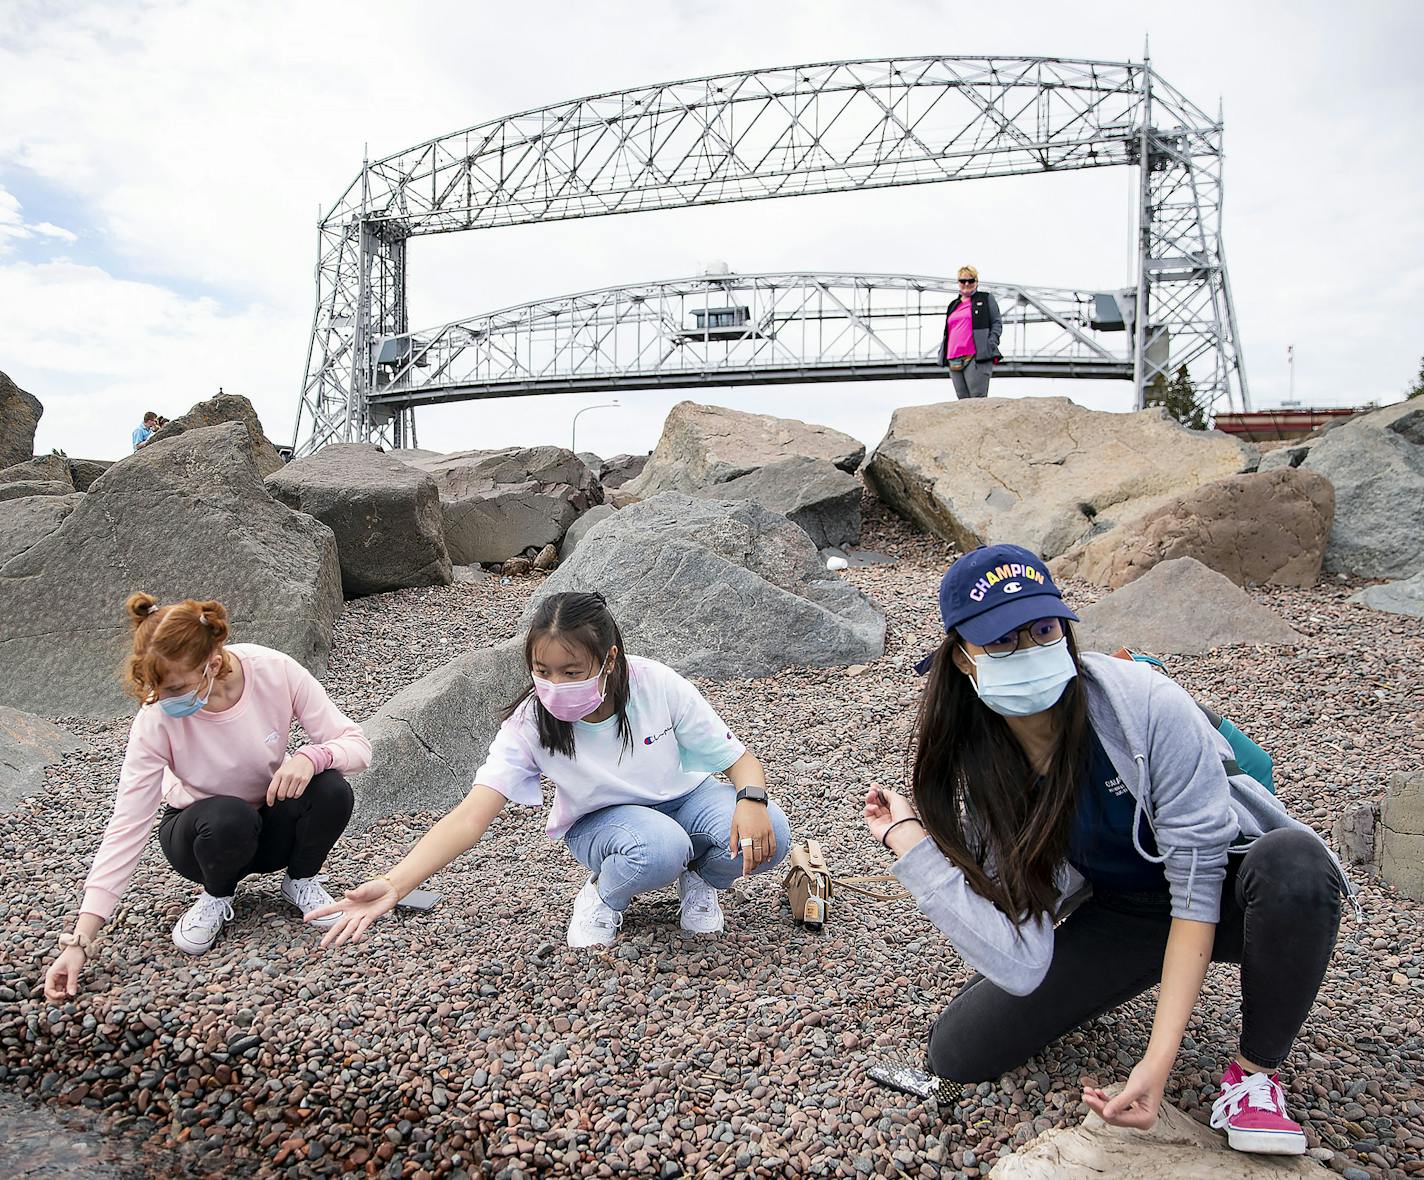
[309,878,398,948]
[863,783,917,846]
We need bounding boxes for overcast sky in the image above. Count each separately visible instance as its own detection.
[2,0,1421,462]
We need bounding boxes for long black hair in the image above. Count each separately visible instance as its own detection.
[910,625,1090,927]
[506,591,633,759]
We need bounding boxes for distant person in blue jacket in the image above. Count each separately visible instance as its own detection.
[865,544,1351,1159]
[131,411,158,450]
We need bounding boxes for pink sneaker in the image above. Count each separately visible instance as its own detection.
[1209,1061,1308,1155]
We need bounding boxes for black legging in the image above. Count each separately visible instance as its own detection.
[157,770,354,898]
[929,828,1342,1080]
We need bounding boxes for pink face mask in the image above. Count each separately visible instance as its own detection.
[532,657,610,722]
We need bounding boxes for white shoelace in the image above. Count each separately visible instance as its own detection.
[186,894,234,933]
[1210,1071,1285,1128]
[285,876,333,913]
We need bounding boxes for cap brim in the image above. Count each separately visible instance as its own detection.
[956,596,1079,645]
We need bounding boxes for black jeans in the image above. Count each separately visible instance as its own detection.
[157,770,354,898]
[928,828,1342,1080]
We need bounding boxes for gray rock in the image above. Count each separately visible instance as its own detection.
[1378,771,1424,903]
[0,707,92,813]
[1072,557,1302,656]
[0,493,83,565]
[575,451,603,470]
[1351,567,1424,617]
[598,453,648,490]
[560,504,618,560]
[622,402,864,500]
[1258,443,1313,470]
[405,446,603,564]
[349,639,529,827]
[67,459,112,491]
[1333,802,1379,866]
[145,393,286,477]
[532,543,558,571]
[697,456,862,549]
[0,454,74,487]
[266,443,452,597]
[0,480,73,502]
[1302,401,1424,578]
[452,564,492,584]
[866,397,1254,559]
[0,423,342,716]
[0,371,42,469]
[525,493,885,679]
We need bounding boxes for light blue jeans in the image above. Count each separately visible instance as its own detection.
[563,776,792,912]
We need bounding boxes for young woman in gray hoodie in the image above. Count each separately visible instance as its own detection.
[864,544,1349,1158]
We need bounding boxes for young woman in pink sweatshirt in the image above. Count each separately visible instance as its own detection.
[44,593,371,1001]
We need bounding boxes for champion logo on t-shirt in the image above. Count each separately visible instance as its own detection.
[1104,774,1129,797]
[264,731,282,746]
[643,725,673,746]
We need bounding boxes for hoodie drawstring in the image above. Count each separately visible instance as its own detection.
[1128,752,1195,912]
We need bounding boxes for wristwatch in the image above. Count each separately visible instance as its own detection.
[735,785,769,806]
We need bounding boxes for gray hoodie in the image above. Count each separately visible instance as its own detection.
[892,651,1350,997]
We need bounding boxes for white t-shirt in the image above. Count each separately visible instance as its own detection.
[474,655,746,838]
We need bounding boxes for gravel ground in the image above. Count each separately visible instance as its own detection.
[2,491,1422,1179]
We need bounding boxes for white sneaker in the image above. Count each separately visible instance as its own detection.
[172,890,235,954]
[282,874,342,928]
[567,877,623,948]
[678,869,724,935]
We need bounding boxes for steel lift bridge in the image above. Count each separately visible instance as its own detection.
[293,55,1249,455]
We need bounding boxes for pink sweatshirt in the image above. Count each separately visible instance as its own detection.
[945,299,974,359]
[81,643,371,921]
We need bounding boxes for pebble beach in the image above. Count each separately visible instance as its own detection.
[2,493,1422,1179]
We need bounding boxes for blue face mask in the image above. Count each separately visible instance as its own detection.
[159,665,215,718]
[961,639,1077,717]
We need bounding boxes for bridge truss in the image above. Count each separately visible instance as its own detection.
[294,55,1248,454]
[367,273,1133,410]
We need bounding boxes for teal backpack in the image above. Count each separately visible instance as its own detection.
[1115,648,1274,794]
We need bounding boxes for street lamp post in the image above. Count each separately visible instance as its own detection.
[571,401,621,453]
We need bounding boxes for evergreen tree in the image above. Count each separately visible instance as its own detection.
[1408,354,1424,399]
[1145,365,1207,430]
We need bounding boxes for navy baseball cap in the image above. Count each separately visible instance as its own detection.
[915,543,1078,673]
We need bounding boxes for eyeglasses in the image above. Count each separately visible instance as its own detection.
[957,278,977,285]
[979,617,1065,658]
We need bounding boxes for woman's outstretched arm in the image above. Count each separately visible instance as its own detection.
[310,785,510,947]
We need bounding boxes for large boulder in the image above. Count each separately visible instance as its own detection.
[1,707,92,814]
[0,479,72,502]
[0,423,342,716]
[598,453,648,490]
[1296,401,1424,578]
[1351,567,1424,618]
[1378,770,1424,903]
[621,402,865,500]
[0,371,42,469]
[266,443,452,597]
[349,639,529,828]
[0,493,84,565]
[696,456,863,549]
[525,493,885,678]
[1051,468,1334,589]
[559,503,618,561]
[405,446,602,565]
[0,453,74,487]
[68,458,113,491]
[988,1095,1323,1179]
[146,393,285,477]
[865,398,1254,560]
[1072,557,1302,656]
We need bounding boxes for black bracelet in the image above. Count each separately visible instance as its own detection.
[881,816,924,849]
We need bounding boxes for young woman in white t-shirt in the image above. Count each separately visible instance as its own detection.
[310,591,791,947]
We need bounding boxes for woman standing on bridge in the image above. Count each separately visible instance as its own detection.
[939,265,1003,398]
[864,544,1350,1158]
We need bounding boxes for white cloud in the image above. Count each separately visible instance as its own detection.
[0,185,77,254]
